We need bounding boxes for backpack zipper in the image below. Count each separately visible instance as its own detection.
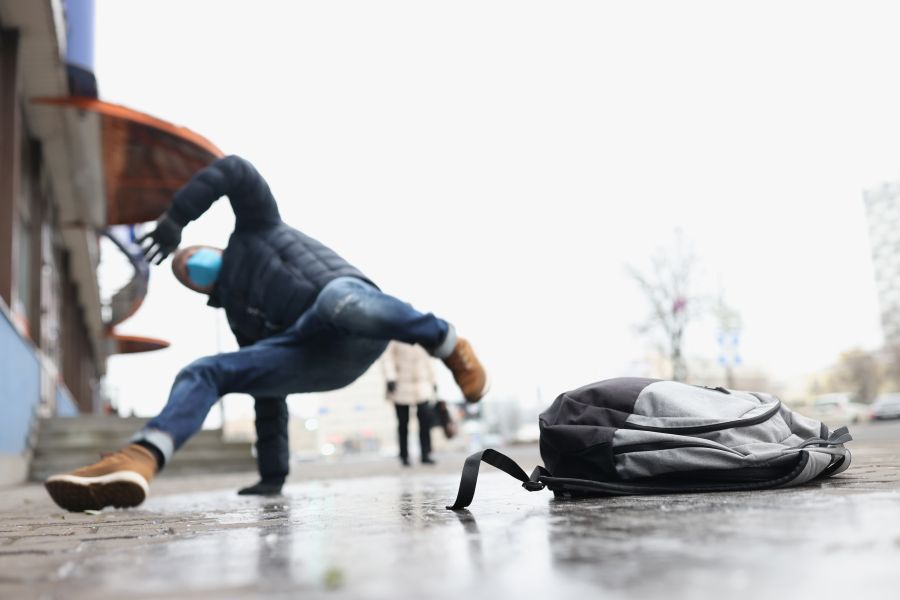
[612,440,742,456]
[692,384,731,394]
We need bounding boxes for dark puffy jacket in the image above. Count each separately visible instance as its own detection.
[166,155,374,344]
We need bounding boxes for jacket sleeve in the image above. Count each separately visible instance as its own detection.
[166,155,281,230]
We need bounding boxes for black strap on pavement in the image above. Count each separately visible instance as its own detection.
[446,448,545,510]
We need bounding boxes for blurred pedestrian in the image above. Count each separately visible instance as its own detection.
[382,341,438,466]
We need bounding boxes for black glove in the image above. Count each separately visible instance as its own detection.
[139,214,183,265]
[386,381,397,395]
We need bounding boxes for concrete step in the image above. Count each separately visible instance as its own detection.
[32,446,254,464]
[30,457,258,481]
[35,430,231,451]
[32,443,254,462]
[30,416,258,482]
[38,416,152,434]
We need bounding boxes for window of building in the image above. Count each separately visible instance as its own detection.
[13,135,38,338]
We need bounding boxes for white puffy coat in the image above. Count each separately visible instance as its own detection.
[381,341,437,406]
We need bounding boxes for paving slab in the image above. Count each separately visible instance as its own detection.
[1,424,899,600]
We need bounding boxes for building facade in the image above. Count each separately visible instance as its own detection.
[1,0,223,486]
[1,0,107,484]
[864,182,900,348]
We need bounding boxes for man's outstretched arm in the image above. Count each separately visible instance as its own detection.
[140,155,281,263]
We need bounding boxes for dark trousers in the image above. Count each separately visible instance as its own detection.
[395,403,432,460]
[254,396,290,484]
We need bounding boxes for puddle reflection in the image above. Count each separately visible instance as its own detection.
[255,501,294,586]
[451,509,484,572]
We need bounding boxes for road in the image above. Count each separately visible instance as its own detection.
[0,421,898,599]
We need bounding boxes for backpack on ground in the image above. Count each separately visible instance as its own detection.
[447,377,852,510]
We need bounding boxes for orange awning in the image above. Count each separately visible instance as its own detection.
[34,97,224,225]
[109,333,170,354]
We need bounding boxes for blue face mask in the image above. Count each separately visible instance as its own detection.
[186,248,222,287]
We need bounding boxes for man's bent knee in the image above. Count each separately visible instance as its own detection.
[315,277,368,325]
[177,355,224,385]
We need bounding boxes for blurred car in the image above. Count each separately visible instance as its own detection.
[871,393,900,421]
[512,423,541,444]
[809,393,871,425]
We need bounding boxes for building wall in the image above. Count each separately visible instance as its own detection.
[306,362,400,456]
[60,252,99,412]
[0,12,103,485]
[0,18,100,410]
[0,26,19,313]
[224,356,464,460]
[56,384,79,417]
[864,183,900,347]
[223,361,398,457]
[0,307,41,464]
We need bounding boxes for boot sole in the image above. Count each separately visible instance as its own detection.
[45,471,149,512]
[465,372,491,403]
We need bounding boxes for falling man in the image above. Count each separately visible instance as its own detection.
[44,155,489,512]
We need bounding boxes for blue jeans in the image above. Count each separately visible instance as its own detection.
[136,277,455,463]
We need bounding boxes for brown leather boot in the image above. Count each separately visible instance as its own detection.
[443,338,489,403]
[45,444,158,512]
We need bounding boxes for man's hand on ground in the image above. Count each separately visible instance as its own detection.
[139,214,183,265]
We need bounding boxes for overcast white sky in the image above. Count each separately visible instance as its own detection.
[96,0,896,416]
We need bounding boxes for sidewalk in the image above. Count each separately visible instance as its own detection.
[2,425,899,600]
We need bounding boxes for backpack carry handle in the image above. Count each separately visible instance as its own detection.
[446,449,545,510]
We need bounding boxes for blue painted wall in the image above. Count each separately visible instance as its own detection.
[56,385,79,417]
[0,309,41,454]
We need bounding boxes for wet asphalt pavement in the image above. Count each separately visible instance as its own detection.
[1,422,899,600]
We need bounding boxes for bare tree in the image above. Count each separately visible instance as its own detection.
[829,348,882,404]
[628,231,700,382]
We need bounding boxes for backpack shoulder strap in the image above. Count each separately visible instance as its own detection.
[446,449,545,510]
